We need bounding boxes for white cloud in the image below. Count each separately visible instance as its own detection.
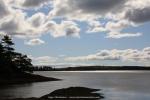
[108,0,150,23]
[126,0,150,9]
[0,8,46,39]
[0,0,150,40]
[0,9,29,36]
[30,56,58,65]
[28,47,150,65]
[106,32,142,39]
[21,0,52,8]
[87,20,142,38]
[25,38,45,46]
[50,0,126,21]
[125,7,150,24]
[44,20,80,38]
[87,21,106,33]
[0,0,50,39]
[65,47,150,64]
[27,12,46,27]
[106,20,130,32]
[48,0,150,39]
[0,0,10,18]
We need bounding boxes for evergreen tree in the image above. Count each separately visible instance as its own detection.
[2,35,14,51]
[1,35,18,73]
[1,35,14,59]
[0,35,33,78]
[0,36,14,78]
[13,53,33,73]
[0,42,5,69]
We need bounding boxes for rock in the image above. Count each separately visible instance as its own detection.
[41,87,104,100]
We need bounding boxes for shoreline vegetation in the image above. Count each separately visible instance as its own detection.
[3,87,104,100]
[32,65,150,71]
[0,35,59,85]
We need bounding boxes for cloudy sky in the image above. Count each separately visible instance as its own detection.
[0,0,150,66]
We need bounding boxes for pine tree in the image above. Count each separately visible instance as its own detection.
[0,35,33,78]
[1,35,14,62]
[13,53,33,73]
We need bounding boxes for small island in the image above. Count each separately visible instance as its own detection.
[0,35,59,85]
[4,87,104,100]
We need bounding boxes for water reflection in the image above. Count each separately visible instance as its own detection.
[0,83,33,99]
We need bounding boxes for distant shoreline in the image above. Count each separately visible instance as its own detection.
[32,65,150,71]
[36,70,150,72]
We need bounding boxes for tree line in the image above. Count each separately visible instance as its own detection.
[0,35,33,78]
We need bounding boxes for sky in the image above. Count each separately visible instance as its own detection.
[0,0,150,66]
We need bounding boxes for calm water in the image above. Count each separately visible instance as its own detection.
[0,71,150,100]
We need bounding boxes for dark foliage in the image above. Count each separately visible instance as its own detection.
[50,66,150,71]
[0,35,33,79]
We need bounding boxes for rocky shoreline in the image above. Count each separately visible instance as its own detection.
[0,72,60,85]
